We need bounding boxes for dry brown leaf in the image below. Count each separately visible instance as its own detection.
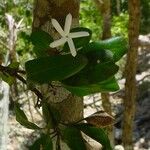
[85,111,115,128]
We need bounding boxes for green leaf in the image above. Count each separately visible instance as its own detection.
[75,123,113,150]
[29,134,53,150]
[1,73,15,85]
[63,61,119,86]
[42,102,61,127]
[31,29,53,47]
[42,102,53,126]
[63,27,92,52]
[8,62,20,69]
[63,77,119,96]
[30,29,53,57]
[61,126,86,150]
[32,46,49,57]
[25,54,88,84]
[82,49,114,64]
[88,62,119,84]
[14,103,41,130]
[81,37,128,62]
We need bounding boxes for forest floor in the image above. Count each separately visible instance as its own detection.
[6,36,150,150]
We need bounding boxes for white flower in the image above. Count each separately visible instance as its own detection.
[50,13,90,57]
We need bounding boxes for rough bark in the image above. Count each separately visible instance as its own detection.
[32,0,83,127]
[122,0,140,149]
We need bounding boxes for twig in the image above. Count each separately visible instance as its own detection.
[27,92,34,122]
[17,69,26,74]
[0,40,9,49]
[0,64,43,107]
[137,74,150,83]
[32,93,43,118]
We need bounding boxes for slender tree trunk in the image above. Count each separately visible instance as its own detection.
[32,0,83,133]
[0,14,19,149]
[116,0,121,16]
[0,82,9,150]
[5,14,17,63]
[94,0,114,147]
[122,0,140,149]
[94,0,111,39]
[5,14,18,99]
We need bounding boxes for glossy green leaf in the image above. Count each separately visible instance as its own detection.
[14,103,41,130]
[76,123,113,150]
[63,27,92,52]
[88,62,119,84]
[82,49,114,64]
[25,54,88,84]
[32,46,49,57]
[63,61,119,86]
[29,134,53,150]
[63,77,119,96]
[81,37,128,62]
[31,29,53,47]
[30,29,53,57]
[61,126,86,150]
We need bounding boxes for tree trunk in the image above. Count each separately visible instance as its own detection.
[5,14,18,100]
[101,93,114,145]
[5,14,17,63]
[94,0,111,39]
[0,81,9,150]
[116,0,121,16]
[32,0,83,134]
[122,0,140,149]
[94,0,114,147]
[0,14,19,149]
[32,1,83,149]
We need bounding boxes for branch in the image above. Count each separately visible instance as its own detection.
[137,74,150,83]
[0,40,9,49]
[0,64,43,107]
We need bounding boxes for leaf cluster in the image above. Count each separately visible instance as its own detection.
[0,26,127,149]
[25,29,127,96]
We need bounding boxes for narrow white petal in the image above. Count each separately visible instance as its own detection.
[51,19,66,37]
[50,37,67,48]
[69,31,89,38]
[64,13,72,35]
[67,38,77,57]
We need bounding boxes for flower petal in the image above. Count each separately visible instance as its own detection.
[67,38,77,57]
[50,37,67,48]
[69,31,90,38]
[51,18,66,37]
[64,13,72,35]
